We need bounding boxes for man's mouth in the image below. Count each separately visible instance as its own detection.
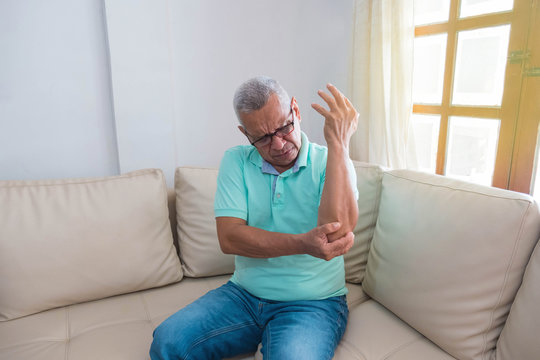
[273,148,293,158]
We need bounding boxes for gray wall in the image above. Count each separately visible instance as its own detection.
[0,0,119,180]
[0,0,355,185]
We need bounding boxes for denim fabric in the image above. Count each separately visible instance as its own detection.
[150,281,348,360]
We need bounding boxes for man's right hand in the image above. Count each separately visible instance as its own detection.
[302,222,355,261]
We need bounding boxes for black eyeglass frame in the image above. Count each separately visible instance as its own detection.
[244,107,295,147]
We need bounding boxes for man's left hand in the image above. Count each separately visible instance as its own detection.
[311,84,358,148]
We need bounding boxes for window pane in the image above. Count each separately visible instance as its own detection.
[413,34,447,104]
[414,0,451,25]
[460,0,514,18]
[410,114,440,173]
[446,117,500,186]
[452,25,510,106]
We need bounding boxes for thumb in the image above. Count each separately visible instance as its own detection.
[321,222,341,234]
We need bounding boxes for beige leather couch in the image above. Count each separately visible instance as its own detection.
[1,162,539,360]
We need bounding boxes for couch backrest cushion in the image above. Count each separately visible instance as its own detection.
[496,238,540,359]
[345,161,384,283]
[175,167,235,277]
[0,169,182,321]
[363,170,540,360]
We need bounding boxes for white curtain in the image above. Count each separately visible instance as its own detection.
[349,0,417,169]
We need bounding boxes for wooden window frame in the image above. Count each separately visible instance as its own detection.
[413,0,539,193]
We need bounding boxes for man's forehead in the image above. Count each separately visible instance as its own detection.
[241,96,288,133]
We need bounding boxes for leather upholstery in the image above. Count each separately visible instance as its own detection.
[496,239,540,359]
[345,162,385,283]
[1,164,539,359]
[175,167,235,277]
[363,170,540,359]
[0,169,182,321]
[0,277,368,360]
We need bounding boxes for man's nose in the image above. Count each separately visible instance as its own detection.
[270,135,286,150]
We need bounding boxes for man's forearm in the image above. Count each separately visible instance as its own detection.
[318,144,358,241]
[217,217,305,258]
[216,217,355,260]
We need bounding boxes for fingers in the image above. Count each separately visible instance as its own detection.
[326,83,346,107]
[319,222,341,235]
[312,83,354,115]
[321,232,354,261]
[311,103,330,118]
[312,84,341,111]
[330,232,354,253]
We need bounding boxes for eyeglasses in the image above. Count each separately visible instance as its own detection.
[245,108,295,148]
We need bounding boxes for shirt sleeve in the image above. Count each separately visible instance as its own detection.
[214,148,248,220]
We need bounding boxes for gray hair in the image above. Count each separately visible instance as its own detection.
[233,76,290,124]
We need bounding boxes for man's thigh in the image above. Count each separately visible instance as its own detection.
[261,296,348,360]
[150,282,262,360]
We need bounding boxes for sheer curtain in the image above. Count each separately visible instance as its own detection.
[349,0,416,169]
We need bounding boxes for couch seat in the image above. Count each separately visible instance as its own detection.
[0,277,374,360]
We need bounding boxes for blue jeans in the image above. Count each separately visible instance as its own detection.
[150,281,348,360]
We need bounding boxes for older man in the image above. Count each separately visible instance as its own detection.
[150,76,359,360]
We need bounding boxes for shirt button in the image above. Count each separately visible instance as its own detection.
[276,193,281,198]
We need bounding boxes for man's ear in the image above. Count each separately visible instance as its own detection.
[238,125,246,135]
[291,97,301,122]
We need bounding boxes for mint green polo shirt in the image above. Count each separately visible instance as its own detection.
[214,132,357,301]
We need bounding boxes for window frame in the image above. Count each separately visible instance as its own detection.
[412,0,539,193]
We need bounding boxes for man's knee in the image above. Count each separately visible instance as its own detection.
[263,335,336,360]
[150,320,189,360]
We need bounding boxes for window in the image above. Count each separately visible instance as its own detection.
[411,0,540,194]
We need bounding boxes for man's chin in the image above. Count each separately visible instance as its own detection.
[276,149,294,160]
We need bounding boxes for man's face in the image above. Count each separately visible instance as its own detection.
[239,94,302,173]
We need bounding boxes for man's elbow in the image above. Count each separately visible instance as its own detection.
[217,234,234,254]
[336,203,359,233]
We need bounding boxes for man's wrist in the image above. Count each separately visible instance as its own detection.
[294,232,310,256]
[326,141,349,156]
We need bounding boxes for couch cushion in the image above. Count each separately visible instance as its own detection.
[336,300,456,360]
[175,167,235,277]
[0,169,182,321]
[0,276,367,360]
[175,162,384,281]
[0,276,230,360]
[344,162,384,283]
[496,238,540,360]
[363,170,540,360]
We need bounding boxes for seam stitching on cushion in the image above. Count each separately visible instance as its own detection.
[480,201,532,359]
[65,306,70,360]
[337,339,368,360]
[382,337,422,360]
[69,319,150,339]
[384,172,533,203]
[0,339,68,351]
[139,293,154,328]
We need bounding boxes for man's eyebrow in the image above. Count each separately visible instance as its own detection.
[252,117,290,138]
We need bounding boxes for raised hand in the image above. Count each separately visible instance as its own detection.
[311,84,358,148]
